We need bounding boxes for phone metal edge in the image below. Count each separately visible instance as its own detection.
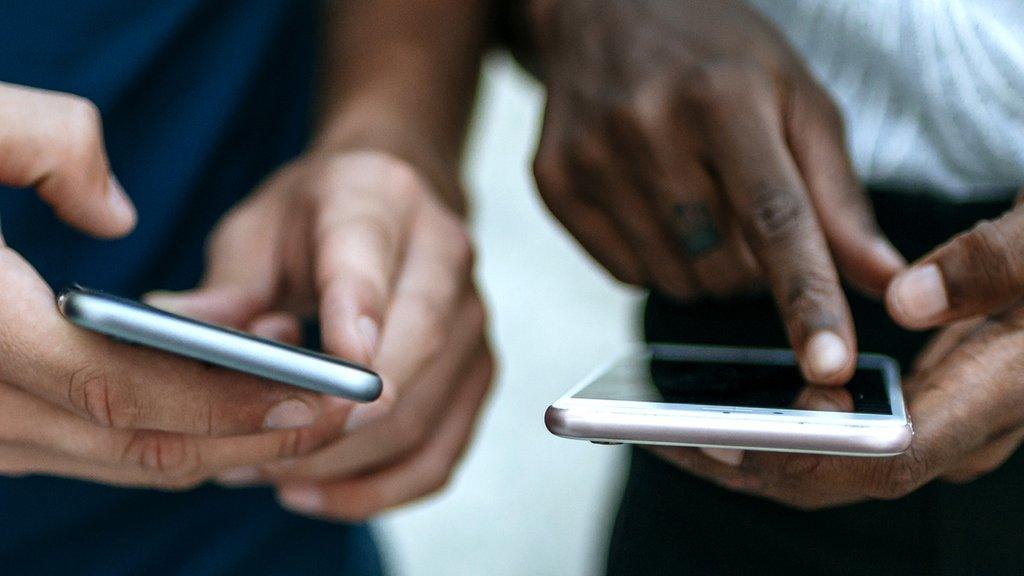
[59,288,382,402]
[545,343,913,456]
[545,404,913,456]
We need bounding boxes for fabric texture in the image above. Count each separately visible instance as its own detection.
[748,0,1024,199]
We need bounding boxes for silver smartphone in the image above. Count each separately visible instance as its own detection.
[58,286,382,402]
[546,344,912,456]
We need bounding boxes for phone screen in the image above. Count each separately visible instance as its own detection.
[573,350,892,415]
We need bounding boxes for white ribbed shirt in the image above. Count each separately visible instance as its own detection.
[747,0,1024,199]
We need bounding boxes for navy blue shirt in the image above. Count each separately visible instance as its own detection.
[0,2,381,574]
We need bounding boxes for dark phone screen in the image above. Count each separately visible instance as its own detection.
[573,353,892,415]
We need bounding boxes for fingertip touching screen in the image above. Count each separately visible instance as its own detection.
[573,349,892,415]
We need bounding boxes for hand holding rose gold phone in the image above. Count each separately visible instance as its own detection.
[546,344,912,456]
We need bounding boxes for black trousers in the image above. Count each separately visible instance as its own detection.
[607,191,1024,576]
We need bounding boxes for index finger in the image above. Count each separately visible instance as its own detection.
[0,82,136,238]
[709,94,854,384]
[314,164,419,364]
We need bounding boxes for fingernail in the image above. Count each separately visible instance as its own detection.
[891,264,948,325]
[216,466,261,486]
[355,316,379,361]
[279,486,324,514]
[106,174,137,227]
[263,399,316,430]
[701,447,744,466]
[806,330,849,380]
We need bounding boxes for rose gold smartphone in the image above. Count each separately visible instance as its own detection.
[546,344,912,456]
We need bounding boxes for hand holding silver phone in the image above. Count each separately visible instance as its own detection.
[58,286,382,402]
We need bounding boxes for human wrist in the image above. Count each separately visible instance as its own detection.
[310,107,466,215]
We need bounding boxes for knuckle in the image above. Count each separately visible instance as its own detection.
[406,298,448,359]
[193,392,219,436]
[62,96,104,157]
[357,216,396,259]
[67,366,139,428]
[625,76,676,130]
[119,431,204,484]
[393,409,431,452]
[783,275,839,329]
[951,345,992,381]
[194,378,278,437]
[532,149,572,200]
[687,61,768,115]
[275,427,315,459]
[381,157,429,204]
[870,448,929,500]
[342,216,394,255]
[64,95,102,132]
[566,130,609,171]
[743,185,812,249]
[683,62,723,101]
[318,220,395,291]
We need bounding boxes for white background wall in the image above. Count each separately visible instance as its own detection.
[374,55,643,575]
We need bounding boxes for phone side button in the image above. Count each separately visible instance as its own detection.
[590,441,623,445]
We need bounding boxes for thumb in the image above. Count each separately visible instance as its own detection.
[0,83,136,238]
[887,194,1024,329]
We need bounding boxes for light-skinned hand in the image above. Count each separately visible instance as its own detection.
[148,150,494,520]
[0,82,345,490]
